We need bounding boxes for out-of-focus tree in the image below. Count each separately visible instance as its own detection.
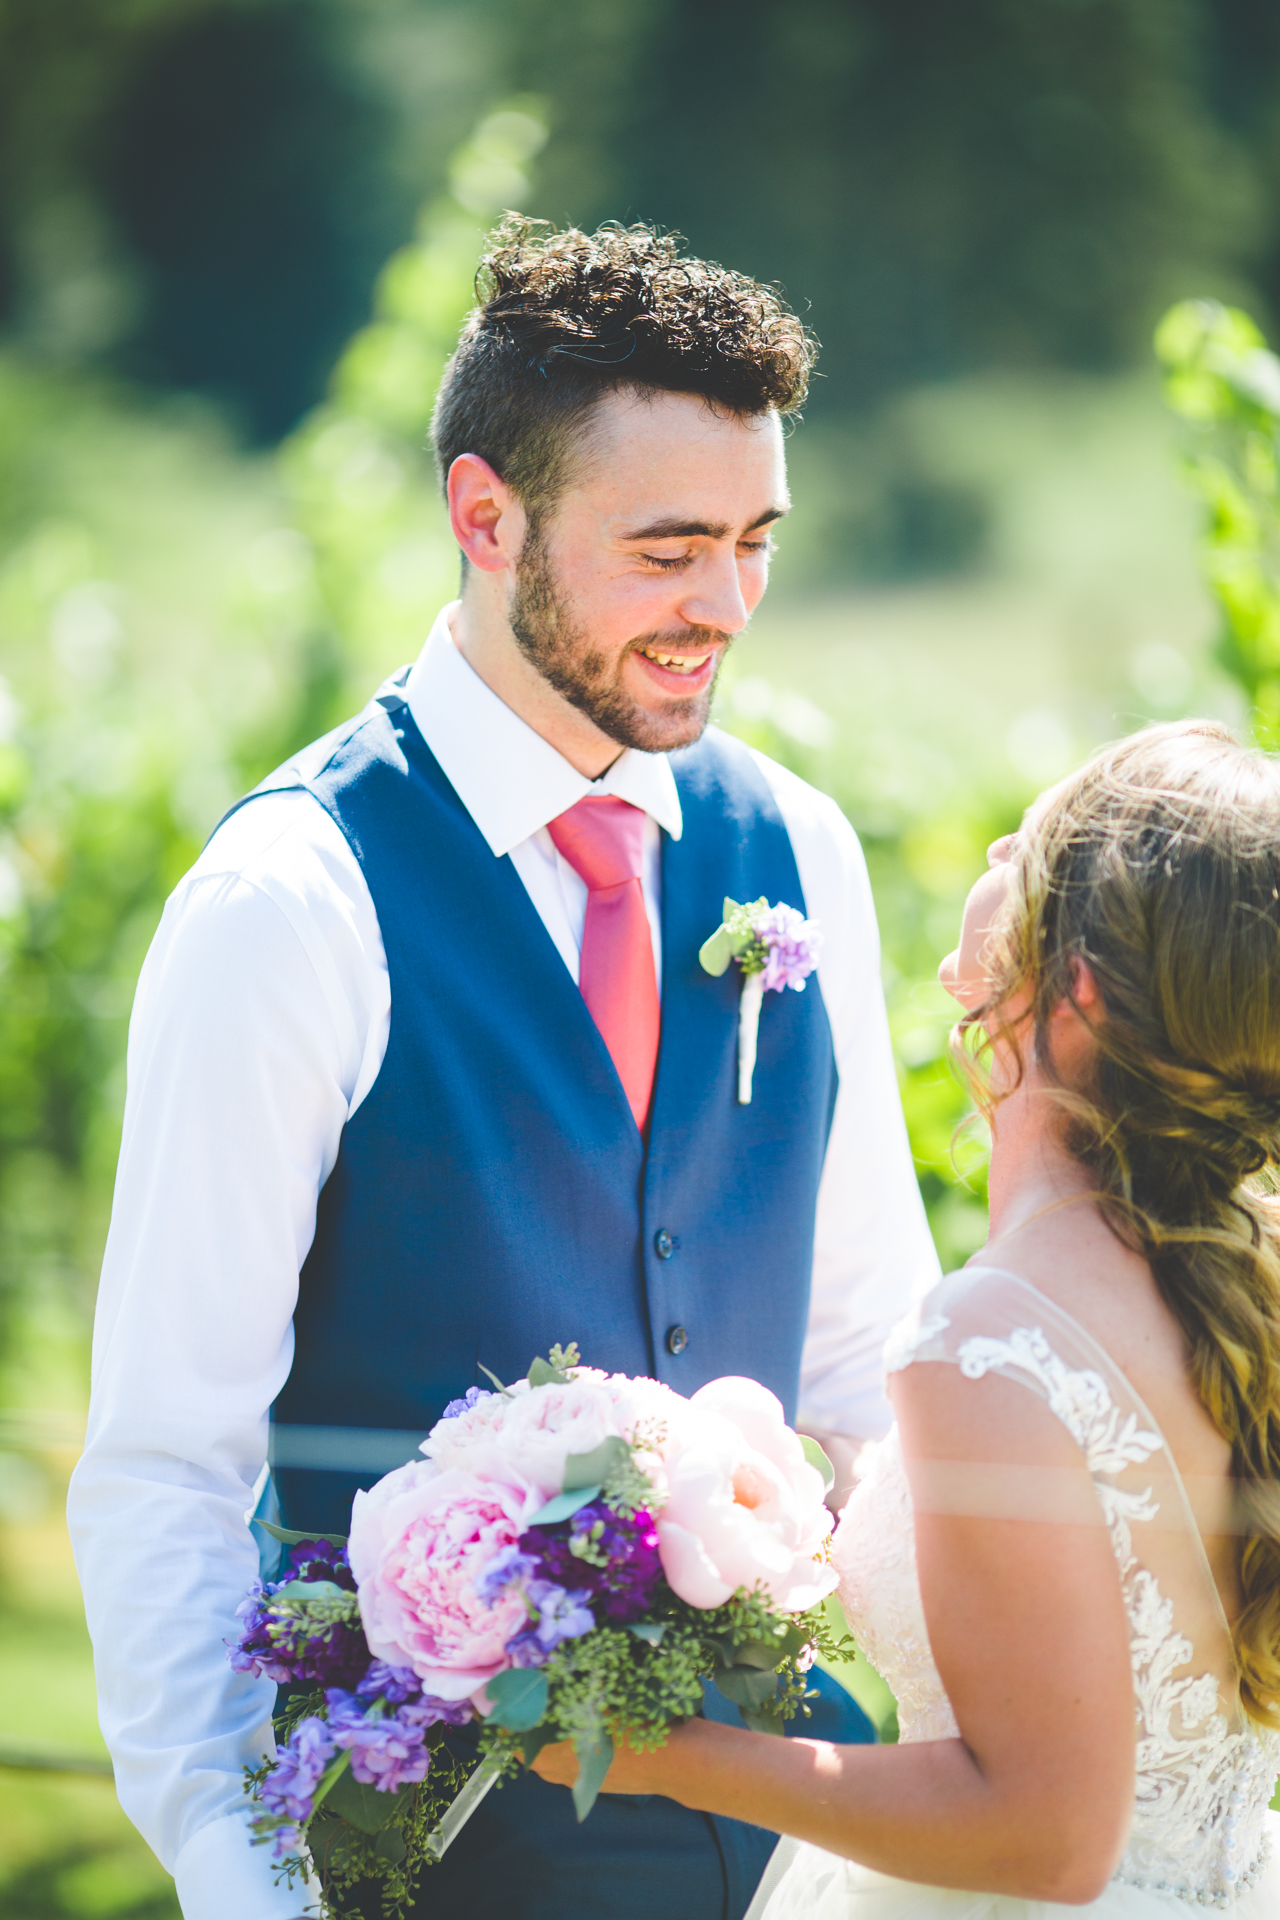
[1156,297,1280,744]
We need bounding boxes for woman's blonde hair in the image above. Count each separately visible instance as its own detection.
[964,719,1280,1725]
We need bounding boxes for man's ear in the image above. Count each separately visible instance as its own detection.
[447,454,526,574]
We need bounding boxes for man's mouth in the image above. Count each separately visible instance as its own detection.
[638,645,716,676]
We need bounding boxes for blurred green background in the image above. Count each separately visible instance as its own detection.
[4,1,1280,1911]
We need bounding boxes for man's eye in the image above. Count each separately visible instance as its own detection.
[640,552,692,572]
[738,538,773,558]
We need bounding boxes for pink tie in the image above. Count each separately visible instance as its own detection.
[548,796,661,1129]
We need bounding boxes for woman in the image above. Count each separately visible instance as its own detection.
[536,719,1280,1914]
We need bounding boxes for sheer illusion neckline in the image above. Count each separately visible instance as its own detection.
[955,1262,1239,1655]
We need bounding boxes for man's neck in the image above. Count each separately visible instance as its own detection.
[448,591,623,780]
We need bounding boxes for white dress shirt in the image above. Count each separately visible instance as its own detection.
[67,607,939,1918]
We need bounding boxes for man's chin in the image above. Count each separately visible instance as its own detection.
[603,694,714,755]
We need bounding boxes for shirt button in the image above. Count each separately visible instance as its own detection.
[653,1229,675,1259]
[666,1325,688,1356]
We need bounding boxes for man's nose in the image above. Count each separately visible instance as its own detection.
[677,547,751,636]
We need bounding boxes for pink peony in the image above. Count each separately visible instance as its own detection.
[347,1464,543,1700]
[655,1377,838,1613]
[424,1370,644,1498]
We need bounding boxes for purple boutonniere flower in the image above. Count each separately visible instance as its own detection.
[698,897,822,1102]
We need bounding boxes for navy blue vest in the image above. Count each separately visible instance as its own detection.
[228,676,849,1920]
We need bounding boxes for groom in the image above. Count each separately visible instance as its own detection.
[68,219,938,1920]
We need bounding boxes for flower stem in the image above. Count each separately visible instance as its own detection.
[424,1753,502,1860]
[737,971,766,1104]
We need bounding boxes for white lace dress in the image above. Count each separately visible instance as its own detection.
[749,1268,1280,1920]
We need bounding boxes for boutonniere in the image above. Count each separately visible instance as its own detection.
[699,898,823,1104]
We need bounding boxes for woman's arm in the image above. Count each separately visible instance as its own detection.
[536,1366,1135,1905]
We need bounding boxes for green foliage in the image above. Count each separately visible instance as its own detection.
[1156,298,1280,740]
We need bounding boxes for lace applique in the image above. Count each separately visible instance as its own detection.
[835,1316,1280,1908]
[883,1312,950,1375]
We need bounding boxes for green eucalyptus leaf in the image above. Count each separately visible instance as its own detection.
[322,1764,412,1836]
[800,1435,836,1494]
[526,1485,601,1526]
[477,1363,509,1394]
[374,1825,408,1863]
[309,1748,352,1814]
[730,1638,787,1671]
[627,1620,666,1646]
[527,1356,566,1387]
[571,1726,614,1823]
[485,1666,549,1732]
[563,1436,629,1492]
[256,1521,348,1549]
[519,1724,556,1767]
[711,1663,781,1711]
[270,1578,348,1604]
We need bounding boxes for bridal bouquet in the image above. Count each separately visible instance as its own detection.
[229,1345,846,1918]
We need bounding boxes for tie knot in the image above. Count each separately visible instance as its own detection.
[548,795,648,892]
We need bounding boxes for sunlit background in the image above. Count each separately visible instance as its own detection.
[5,2,1280,1911]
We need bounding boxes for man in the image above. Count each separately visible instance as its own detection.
[68,219,938,1920]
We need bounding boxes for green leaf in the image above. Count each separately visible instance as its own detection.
[526,1484,601,1526]
[256,1521,348,1549]
[563,1436,629,1492]
[477,1363,509,1394]
[518,1724,556,1767]
[527,1356,567,1387]
[698,925,736,976]
[627,1620,666,1646]
[711,1664,781,1712]
[322,1763,412,1836]
[800,1435,836,1495]
[571,1726,614,1823]
[485,1666,549,1732]
[270,1578,349,1604]
[308,1748,352,1814]
[730,1638,789,1671]
[374,1826,408,1863]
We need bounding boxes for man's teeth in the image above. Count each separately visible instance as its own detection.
[641,647,713,674]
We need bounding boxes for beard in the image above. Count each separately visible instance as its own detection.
[509,533,730,754]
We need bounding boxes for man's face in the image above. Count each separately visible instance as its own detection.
[509,389,788,754]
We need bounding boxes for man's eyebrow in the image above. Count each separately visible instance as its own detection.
[618,504,789,542]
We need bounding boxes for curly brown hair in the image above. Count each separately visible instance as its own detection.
[962,721,1280,1725]
[431,216,816,526]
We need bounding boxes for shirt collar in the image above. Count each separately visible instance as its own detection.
[403,606,684,857]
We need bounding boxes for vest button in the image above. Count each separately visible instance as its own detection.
[654,1228,675,1259]
[666,1324,688,1356]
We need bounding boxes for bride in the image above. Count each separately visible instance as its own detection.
[536,718,1280,1914]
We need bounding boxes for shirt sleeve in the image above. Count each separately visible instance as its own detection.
[750,749,941,1446]
[65,793,385,1914]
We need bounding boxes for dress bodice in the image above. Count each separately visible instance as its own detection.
[833,1271,1280,1911]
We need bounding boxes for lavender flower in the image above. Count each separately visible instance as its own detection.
[473,1545,539,1602]
[260,1716,335,1825]
[505,1580,596,1667]
[441,1384,490,1420]
[326,1690,432,1792]
[356,1660,421,1705]
[755,903,822,993]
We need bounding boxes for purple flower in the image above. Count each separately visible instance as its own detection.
[227,1540,367,1689]
[519,1503,662,1625]
[441,1385,490,1420]
[755,904,822,993]
[399,1693,474,1729]
[473,1544,538,1602]
[505,1580,596,1667]
[356,1660,421,1705]
[261,1716,335,1824]
[325,1690,432,1793]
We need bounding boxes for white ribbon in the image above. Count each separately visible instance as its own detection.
[737,971,766,1104]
